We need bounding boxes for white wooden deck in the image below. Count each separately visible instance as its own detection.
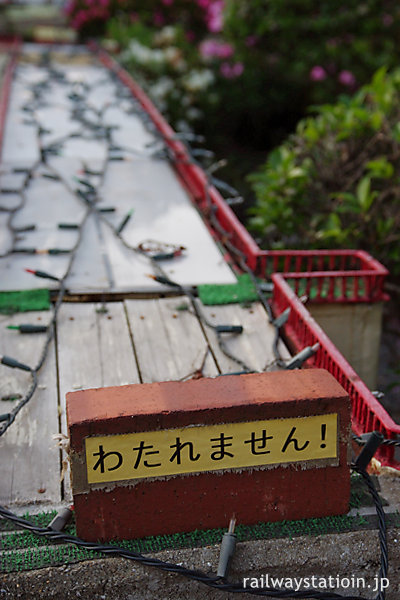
[0,45,290,514]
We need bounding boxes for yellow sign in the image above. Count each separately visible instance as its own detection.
[85,414,338,484]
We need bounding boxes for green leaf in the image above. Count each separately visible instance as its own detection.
[356,177,377,212]
[391,122,400,143]
[366,158,394,179]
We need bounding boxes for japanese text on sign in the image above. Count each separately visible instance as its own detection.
[85,413,338,484]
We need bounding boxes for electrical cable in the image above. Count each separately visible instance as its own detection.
[3,48,398,434]
[0,45,396,600]
[353,434,400,450]
[0,460,390,600]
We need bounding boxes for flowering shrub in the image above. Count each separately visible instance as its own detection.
[65,0,225,40]
[222,0,400,145]
[249,68,400,274]
[65,1,400,220]
[104,14,245,133]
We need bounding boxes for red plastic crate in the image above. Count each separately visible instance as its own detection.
[258,249,388,303]
[272,273,400,467]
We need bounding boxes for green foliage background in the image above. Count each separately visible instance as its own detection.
[249,68,400,274]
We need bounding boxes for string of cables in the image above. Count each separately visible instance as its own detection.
[0,434,391,600]
[0,47,397,600]
[0,51,168,435]
[0,47,292,435]
[0,47,306,442]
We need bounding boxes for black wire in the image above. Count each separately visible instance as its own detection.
[352,434,400,449]
[351,465,388,600]
[0,46,394,600]
[0,463,389,600]
[132,117,288,369]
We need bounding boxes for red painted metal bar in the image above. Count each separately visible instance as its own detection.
[0,39,20,159]
[272,273,400,467]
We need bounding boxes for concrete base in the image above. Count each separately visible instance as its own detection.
[310,303,384,390]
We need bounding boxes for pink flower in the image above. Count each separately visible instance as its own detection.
[72,9,89,29]
[162,0,174,5]
[207,1,224,33]
[245,35,258,47]
[338,70,356,87]
[309,65,327,82]
[197,0,224,33]
[220,61,244,79]
[199,39,234,59]
[130,12,139,23]
[153,11,165,26]
[383,14,394,27]
[64,1,76,16]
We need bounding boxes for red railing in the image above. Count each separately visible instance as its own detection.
[258,250,388,303]
[272,273,400,467]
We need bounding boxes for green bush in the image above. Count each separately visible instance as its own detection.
[249,67,400,274]
[223,0,400,146]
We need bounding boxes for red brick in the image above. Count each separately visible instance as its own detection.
[67,369,351,541]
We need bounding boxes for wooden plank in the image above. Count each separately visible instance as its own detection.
[57,302,140,500]
[1,74,40,164]
[99,159,236,288]
[0,190,21,211]
[0,163,87,291]
[1,51,235,293]
[0,169,26,192]
[47,156,105,191]
[57,301,140,400]
[0,212,11,255]
[57,212,112,292]
[102,104,156,152]
[199,302,291,374]
[125,297,218,383]
[12,173,84,242]
[0,310,61,506]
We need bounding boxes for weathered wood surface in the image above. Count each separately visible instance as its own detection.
[0,45,291,515]
[56,301,141,501]
[124,297,219,383]
[0,49,236,294]
[0,310,60,506]
[200,302,291,373]
[0,298,289,508]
